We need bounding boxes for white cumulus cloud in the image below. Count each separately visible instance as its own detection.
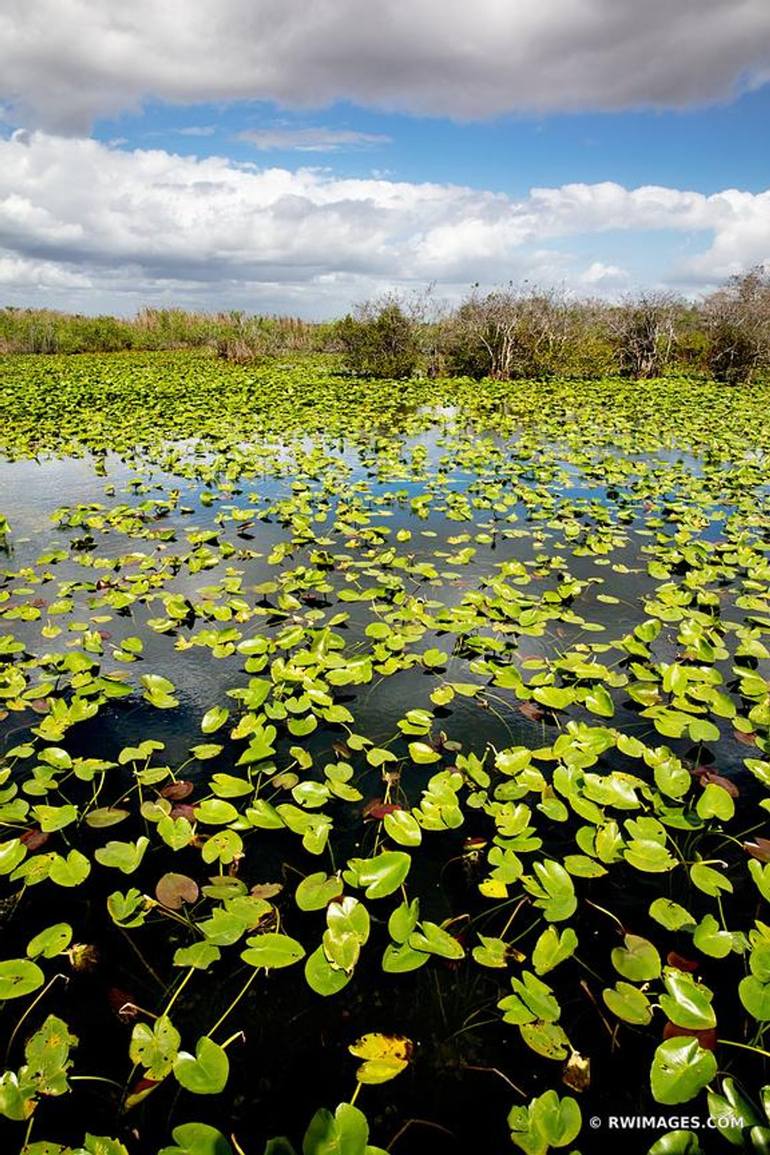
[0,134,768,314]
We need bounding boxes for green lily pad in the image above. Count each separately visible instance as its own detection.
[295,872,344,911]
[201,706,229,734]
[611,934,661,982]
[659,969,716,1030]
[130,1017,181,1080]
[531,926,578,975]
[651,1037,717,1105]
[649,898,696,931]
[407,742,441,765]
[343,851,411,899]
[94,837,149,874]
[0,958,45,999]
[241,933,306,970]
[304,946,352,996]
[159,1121,233,1155]
[383,809,422,846]
[603,981,653,1025]
[408,921,464,960]
[27,922,73,959]
[174,1037,229,1095]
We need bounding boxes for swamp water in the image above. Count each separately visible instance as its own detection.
[1,355,770,1154]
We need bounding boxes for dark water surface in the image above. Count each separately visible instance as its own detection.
[2,365,770,1155]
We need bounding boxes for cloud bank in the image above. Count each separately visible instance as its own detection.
[1,133,768,315]
[1,0,769,132]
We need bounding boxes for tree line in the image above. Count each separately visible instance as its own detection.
[336,267,770,384]
[2,267,769,383]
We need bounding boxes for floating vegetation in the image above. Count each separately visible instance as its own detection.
[1,352,770,1153]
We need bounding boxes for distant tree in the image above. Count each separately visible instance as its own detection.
[607,292,680,378]
[442,284,571,379]
[336,294,420,378]
[703,265,770,385]
[557,298,616,378]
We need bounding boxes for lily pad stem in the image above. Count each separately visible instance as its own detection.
[160,965,195,1021]
[718,1038,770,1061]
[206,970,259,1039]
[5,972,68,1063]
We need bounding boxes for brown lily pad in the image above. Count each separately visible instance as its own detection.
[20,828,50,851]
[519,701,545,722]
[666,951,699,973]
[161,779,194,801]
[169,803,195,821]
[250,881,283,900]
[698,771,739,798]
[744,838,770,863]
[363,800,402,820]
[155,872,199,910]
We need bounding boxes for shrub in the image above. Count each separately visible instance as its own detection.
[442,286,575,380]
[336,297,420,378]
[703,266,770,384]
[606,292,680,379]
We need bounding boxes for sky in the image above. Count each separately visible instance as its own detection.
[1,0,769,318]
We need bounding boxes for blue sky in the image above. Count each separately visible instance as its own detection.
[96,88,770,197]
[0,1,768,316]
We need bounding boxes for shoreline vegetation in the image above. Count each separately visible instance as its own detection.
[2,265,769,385]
